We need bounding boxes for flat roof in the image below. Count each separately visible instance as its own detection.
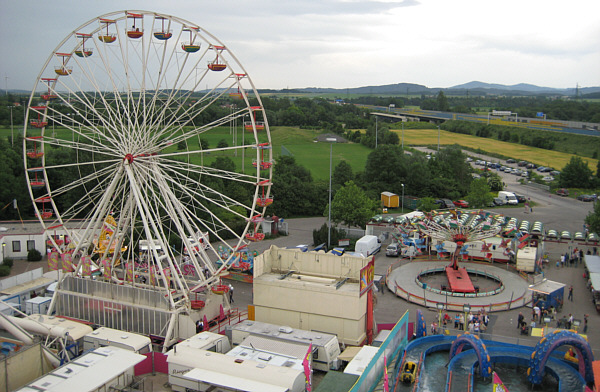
[228,320,338,347]
[589,272,600,291]
[84,327,151,349]
[174,331,226,350]
[184,368,288,392]
[529,279,566,295]
[25,314,93,340]
[585,255,600,273]
[343,345,379,376]
[16,346,145,392]
[0,277,54,296]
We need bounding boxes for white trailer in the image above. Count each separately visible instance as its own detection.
[225,320,341,371]
[516,246,537,272]
[355,235,381,257]
[25,297,51,316]
[83,327,153,354]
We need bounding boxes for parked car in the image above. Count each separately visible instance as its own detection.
[518,161,528,167]
[513,194,527,203]
[493,198,505,206]
[556,188,569,197]
[577,194,596,202]
[506,158,516,164]
[521,171,529,177]
[551,171,560,177]
[435,199,455,209]
[526,163,537,169]
[453,200,469,208]
[542,167,554,173]
[542,176,554,182]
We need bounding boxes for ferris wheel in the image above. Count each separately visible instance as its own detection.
[22,11,272,317]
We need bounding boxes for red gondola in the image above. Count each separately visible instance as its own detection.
[27,167,45,189]
[208,45,227,71]
[181,27,200,52]
[256,180,273,207]
[40,78,58,101]
[35,196,53,220]
[26,136,44,159]
[229,73,246,99]
[244,106,265,131]
[75,33,93,57]
[99,19,117,43]
[252,142,272,170]
[127,13,144,39]
[153,16,172,40]
[54,53,72,76]
[29,106,48,128]
[245,215,266,242]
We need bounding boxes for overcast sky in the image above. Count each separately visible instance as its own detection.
[1,0,599,91]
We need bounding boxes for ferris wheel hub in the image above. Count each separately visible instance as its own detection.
[124,154,134,164]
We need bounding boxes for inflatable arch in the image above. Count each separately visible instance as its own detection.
[448,333,492,378]
[527,330,594,385]
[416,309,427,338]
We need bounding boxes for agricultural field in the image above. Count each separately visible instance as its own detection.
[394,127,598,172]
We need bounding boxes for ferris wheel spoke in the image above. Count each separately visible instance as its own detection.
[157,156,259,185]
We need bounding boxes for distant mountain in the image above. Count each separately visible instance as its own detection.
[279,82,600,97]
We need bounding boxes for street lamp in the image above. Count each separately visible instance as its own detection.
[401,122,404,149]
[463,303,471,332]
[437,125,440,152]
[2,243,5,263]
[436,302,445,334]
[401,184,405,213]
[326,137,336,250]
[375,116,378,148]
[9,106,14,147]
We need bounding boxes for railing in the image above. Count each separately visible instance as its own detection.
[206,308,248,334]
[446,370,453,392]
[411,352,424,392]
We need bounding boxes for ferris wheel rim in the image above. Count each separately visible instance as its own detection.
[23,11,273,292]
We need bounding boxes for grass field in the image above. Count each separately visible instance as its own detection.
[394,127,598,172]
[4,124,596,180]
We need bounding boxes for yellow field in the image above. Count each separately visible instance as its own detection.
[394,128,598,172]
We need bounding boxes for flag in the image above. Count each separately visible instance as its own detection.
[504,227,517,236]
[493,371,508,392]
[81,255,91,276]
[303,343,313,392]
[61,252,73,272]
[48,251,59,271]
[383,356,389,392]
[102,258,112,280]
[126,262,134,282]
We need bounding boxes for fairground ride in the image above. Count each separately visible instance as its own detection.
[22,10,272,350]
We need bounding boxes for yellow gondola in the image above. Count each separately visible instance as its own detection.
[400,361,417,384]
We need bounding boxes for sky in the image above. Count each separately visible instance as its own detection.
[1,0,599,91]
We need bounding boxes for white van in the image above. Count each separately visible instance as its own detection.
[355,235,381,257]
[498,191,518,205]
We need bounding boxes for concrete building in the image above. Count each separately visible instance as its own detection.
[252,245,375,346]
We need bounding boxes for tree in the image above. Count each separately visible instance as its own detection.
[465,178,493,208]
[559,156,593,188]
[332,160,353,188]
[436,91,449,112]
[417,197,437,212]
[328,180,379,228]
[585,202,600,235]
[217,139,229,149]
[487,172,503,192]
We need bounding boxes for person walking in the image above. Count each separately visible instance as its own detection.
[583,314,589,333]
[568,285,573,301]
[518,312,524,328]
[228,283,234,303]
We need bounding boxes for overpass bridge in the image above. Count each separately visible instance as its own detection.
[366,106,600,137]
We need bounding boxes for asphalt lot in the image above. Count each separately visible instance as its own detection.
[228,151,600,358]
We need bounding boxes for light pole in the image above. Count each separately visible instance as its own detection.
[2,243,5,263]
[401,122,404,150]
[436,302,444,334]
[401,184,405,213]
[326,138,336,250]
[437,125,440,152]
[9,106,14,147]
[375,116,378,148]
[463,303,471,332]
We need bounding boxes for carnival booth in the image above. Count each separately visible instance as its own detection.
[529,279,565,310]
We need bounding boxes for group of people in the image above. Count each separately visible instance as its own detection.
[431,310,489,335]
[557,247,591,268]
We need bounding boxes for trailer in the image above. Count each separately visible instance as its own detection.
[83,327,152,354]
[516,246,538,272]
[225,320,341,371]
